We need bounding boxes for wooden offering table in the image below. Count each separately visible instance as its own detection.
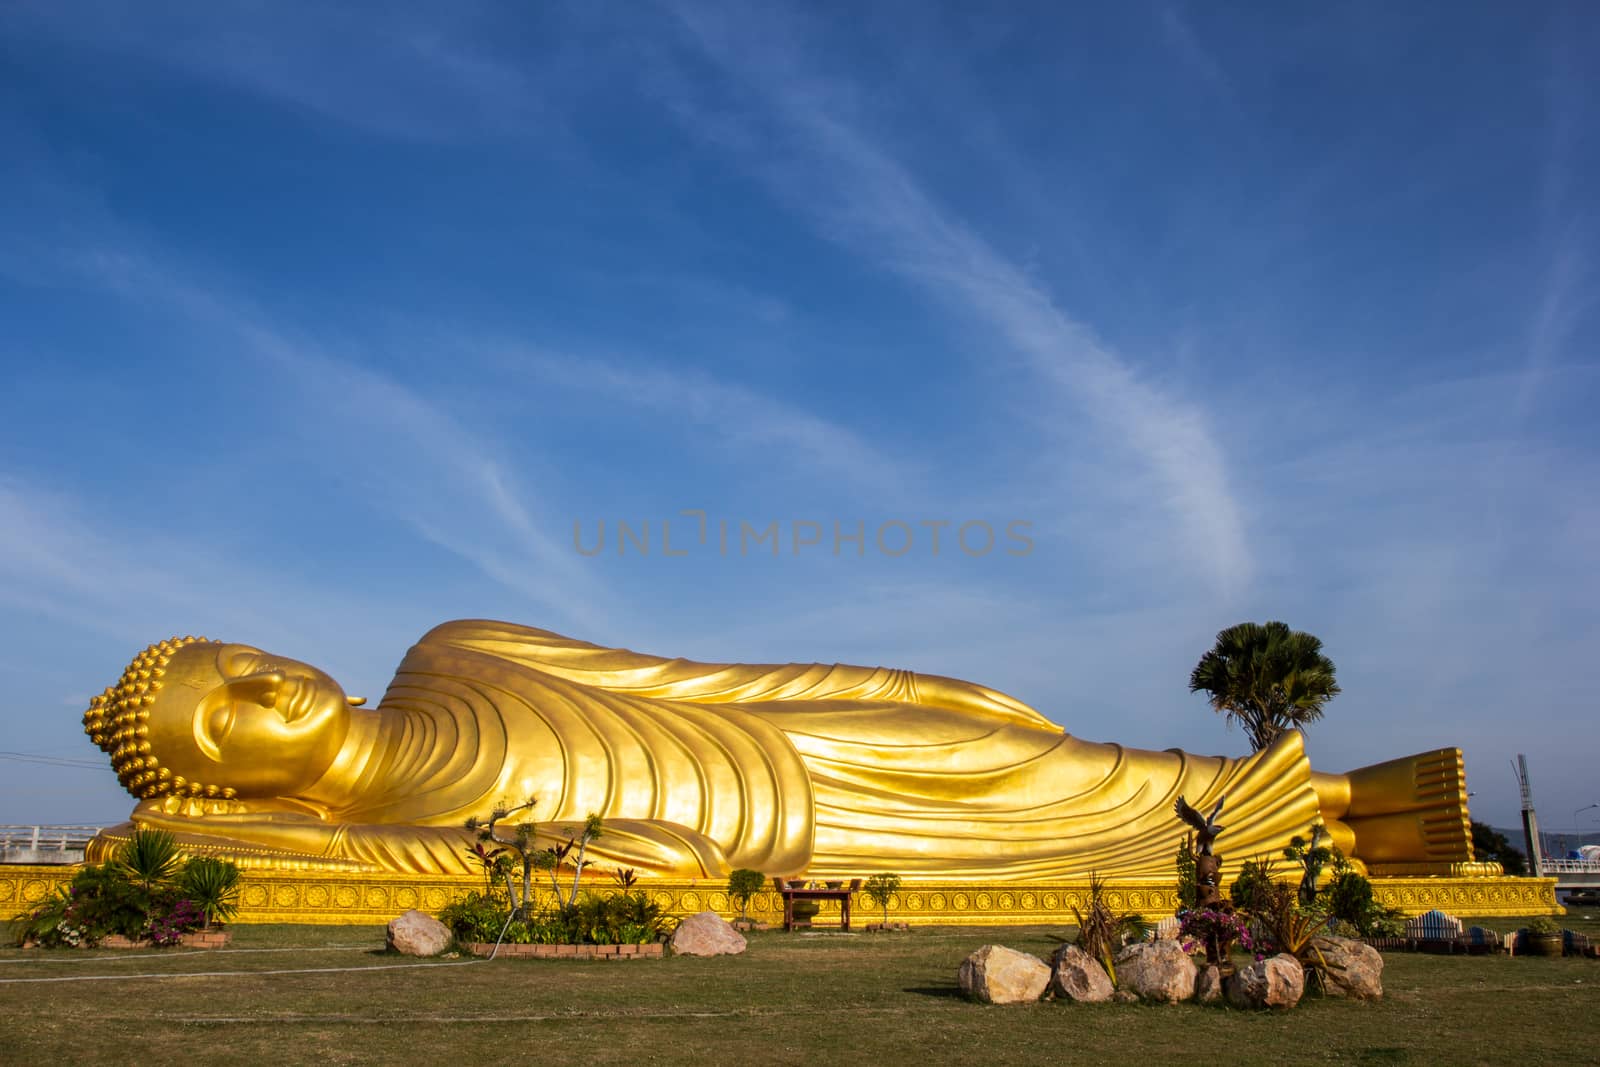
[775,878,861,931]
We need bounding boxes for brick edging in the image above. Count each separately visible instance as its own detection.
[94,931,233,950]
[465,941,665,959]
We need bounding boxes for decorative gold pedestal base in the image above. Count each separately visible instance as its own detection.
[0,866,1564,926]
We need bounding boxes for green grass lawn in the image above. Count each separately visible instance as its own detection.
[2,918,1596,1066]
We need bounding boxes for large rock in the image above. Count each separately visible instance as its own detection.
[669,911,748,957]
[1310,935,1384,999]
[1194,964,1224,1004]
[958,944,1050,1004]
[1050,944,1114,1003]
[1113,940,1196,1003]
[1224,953,1304,1009]
[387,910,451,957]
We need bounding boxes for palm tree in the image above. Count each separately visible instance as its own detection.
[1188,621,1340,752]
[115,828,183,897]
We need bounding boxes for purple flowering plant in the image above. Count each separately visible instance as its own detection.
[1177,907,1258,964]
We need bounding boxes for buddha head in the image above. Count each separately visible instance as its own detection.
[84,637,353,800]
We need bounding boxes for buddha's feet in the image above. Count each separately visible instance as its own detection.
[1339,747,1478,869]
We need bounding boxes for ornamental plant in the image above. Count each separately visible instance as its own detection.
[463,841,512,894]
[727,868,766,921]
[1177,907,1254,964]
[1229,856,1276,914]
[8,829,231,948]
[1175,835,1199,911]
[467,799,605,916]
[1250,880,1331,989]
[1283,823,1338,904]
[863,873,902,927]
[146,898,204,946]
[178,856,242,928]
[438,890,511,944]
[117,828,184,897]
[1070,874,1150,987]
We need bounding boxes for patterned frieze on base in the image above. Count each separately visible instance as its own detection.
[0,866,1562,925]
[1370,875,1563,917]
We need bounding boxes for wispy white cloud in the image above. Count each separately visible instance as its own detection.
[1158,3,1237,106]
[487,344,917,498]
[8,1,549,140]
[659,3,1253,594]
[0,476,397,679]
[67,247,614,635]
[1514,33,1593,422]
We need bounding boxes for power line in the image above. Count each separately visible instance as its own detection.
[0,751,106,770]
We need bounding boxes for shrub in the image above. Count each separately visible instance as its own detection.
[1229,857,1276,914]
[178,857,242,928]
[496,890,676,946]
[1177,907,1255,963]
[116,829,183,895]
[11,888,81,947]
[64,862,150,939]
[1528,916,1562,936]
[1247,881,1331,989]
[11,856,212,947]
[727,868,766,920]
[1324,870,1373,928]
[1319,868,1407,937]
[438,891,510,944]
[145,898,204,946]
[1175,835,1198,910]
[1362,905,1407,939]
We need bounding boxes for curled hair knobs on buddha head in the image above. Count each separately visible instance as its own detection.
[83,636,238,802]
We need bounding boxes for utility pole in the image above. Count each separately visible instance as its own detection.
[1514,754,1543,878]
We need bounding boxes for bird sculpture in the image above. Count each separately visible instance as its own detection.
[1174,794,1227,909]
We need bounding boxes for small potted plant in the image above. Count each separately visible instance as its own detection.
[1525,916,1564,957]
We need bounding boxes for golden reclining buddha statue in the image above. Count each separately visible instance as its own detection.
[83,620,1484,880]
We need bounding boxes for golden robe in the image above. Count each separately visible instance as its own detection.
[319,621,1323,878]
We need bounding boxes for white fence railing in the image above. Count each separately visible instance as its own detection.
[0,825,104,852]
[1542,858,1600,874]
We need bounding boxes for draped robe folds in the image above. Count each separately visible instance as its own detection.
[314,620,1322,880]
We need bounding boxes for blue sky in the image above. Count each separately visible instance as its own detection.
[0,2,1595,836]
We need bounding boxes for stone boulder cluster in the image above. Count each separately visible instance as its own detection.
[957,935,1382,1009]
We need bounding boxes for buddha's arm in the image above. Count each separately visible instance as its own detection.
[419,619,1062,730]
[125,798,347,861]
[118,800,733,877]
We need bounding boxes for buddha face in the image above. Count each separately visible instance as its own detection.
[146,642,352,797]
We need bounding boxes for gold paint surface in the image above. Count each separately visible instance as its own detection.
[81,620,1479,880]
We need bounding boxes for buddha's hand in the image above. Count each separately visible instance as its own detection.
[138,795,254,819]
[128,797,343,859]
[131,796,331,830]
